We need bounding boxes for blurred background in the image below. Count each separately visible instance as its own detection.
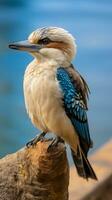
[0,0,112,159]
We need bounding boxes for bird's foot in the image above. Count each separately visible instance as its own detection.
[47,137,64,152]
[26,132,46,148]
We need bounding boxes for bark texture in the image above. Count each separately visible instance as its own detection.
[0,140,69,200]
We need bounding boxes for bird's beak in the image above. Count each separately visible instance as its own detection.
[9,40,42,52]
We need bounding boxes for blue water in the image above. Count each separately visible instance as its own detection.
[0,0,112,158]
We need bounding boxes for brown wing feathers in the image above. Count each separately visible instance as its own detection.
[66,64,90,109]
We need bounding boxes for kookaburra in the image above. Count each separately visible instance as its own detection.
[9,27,97,180]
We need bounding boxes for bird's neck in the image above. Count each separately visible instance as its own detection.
[31,49,71,68]
[25,58,56,77]
[25,57,71,78]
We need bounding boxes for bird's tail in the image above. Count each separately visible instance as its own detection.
[71,146,97,180]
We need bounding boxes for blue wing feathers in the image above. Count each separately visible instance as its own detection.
[57,67,91,148]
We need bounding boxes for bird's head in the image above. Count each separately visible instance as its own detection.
[9,27,76,66]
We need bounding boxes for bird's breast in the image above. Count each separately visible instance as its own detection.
[23,64,63,131]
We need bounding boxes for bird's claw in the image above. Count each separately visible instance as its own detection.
[26,139,36,148]
[47,137,64,152]
[26,132,46,148]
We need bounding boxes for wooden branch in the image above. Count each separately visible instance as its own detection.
[0,140,69,200]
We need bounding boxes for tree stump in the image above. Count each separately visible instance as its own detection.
[0,140,69,200]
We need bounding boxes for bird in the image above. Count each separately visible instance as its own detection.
[9,27,97,180]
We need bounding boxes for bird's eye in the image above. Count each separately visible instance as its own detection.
[38,37,51,45]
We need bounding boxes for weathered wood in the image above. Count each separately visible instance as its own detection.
[0,140,69,200]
